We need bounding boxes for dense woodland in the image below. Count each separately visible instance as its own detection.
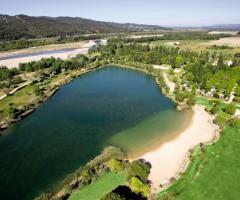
[0,14,167,41]
[90,42,240,103]
[0,35,105,51]
[109,32,232,43]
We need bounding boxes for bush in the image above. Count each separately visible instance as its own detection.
[126,160,150,182]
[228,117,240,127]
[101,192,123,200]
[129,177,150,198]
[187,95,196,106]
[175,90,185,102]
[210,105,220,115]
[108,159,124,172]
[224,103,237,115]
[215,113,228,128]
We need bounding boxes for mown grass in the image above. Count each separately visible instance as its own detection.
[69,172,126,200]
[158,125,240,200]
[196,96,227,109]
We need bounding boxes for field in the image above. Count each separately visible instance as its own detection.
[158,125,240,200]
[196,96,227,109]
[145,38,240,56]
[69,172,126,200]
[207,37,240,47]
[0,85,36,117]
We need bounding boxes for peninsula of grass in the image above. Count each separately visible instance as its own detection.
[69,172,126,200]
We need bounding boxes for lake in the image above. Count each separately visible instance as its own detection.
[0,65,191,199]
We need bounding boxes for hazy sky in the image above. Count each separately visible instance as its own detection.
[0,0,239,26]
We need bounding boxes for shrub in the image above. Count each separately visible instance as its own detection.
[228,117,240,127]
[126,160,150,182]
[187,95,196,106]
[215,113,228,128]
[108,159,124,172]
[210,105,221,115]
[129,177,150,198]
[224,103,237,115]
[101,192,123,200]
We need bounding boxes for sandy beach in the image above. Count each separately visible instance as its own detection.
[139,105,219,191]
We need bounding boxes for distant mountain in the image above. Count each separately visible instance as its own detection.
[202,24,240,31]
[0,14,167,41]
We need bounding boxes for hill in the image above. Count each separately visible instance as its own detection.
[0,14,167,41]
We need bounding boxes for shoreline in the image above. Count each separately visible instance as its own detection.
[136,105,219,192]
[0,66,100,132]
[0,64,144,132]
[126,110,194,159]
[0,63,178,134]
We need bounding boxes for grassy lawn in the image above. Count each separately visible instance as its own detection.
[0,90,5,97]
[158,126,240,200]
[69,172,126,200]
[48,70,81,88]
[0,85,36,116]
[196,96,228,109]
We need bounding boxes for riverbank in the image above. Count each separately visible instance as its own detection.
[0,63,152,132]
[0,63,177,133]
[137,105,219,192]
[0,47,89,69]
[0,66,99,132]
[108,63,176,103]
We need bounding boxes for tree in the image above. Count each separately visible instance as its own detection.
[5,105,19,120]
[102,192,123,200]
[34,85,42,96]
[175,90,185,102]
[217,53,226,70]
[187,95,196,107]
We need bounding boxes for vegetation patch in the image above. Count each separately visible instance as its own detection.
[69,172,126,200]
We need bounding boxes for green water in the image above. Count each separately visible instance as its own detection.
[0,65,191,200]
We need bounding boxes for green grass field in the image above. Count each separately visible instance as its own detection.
[158,126,240,200]
[196,96,227,108]
[69,172,126,200]
[0,85,36,120]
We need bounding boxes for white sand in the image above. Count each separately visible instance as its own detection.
[0,40,102,69]
[208,31,238,35]
[153,65,170,70]
[235,109,240,118]
[139,105,218,191]
[0,48,89,69]
[163,72,175,93]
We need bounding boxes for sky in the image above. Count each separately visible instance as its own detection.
[0,0,240,26]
